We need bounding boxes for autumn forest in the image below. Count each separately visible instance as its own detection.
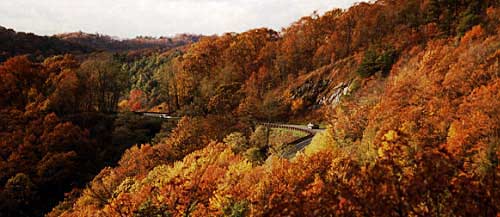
[1,0,500,216]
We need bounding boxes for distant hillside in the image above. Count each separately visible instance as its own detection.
[0,26,202,63]
[56,32,202,52]
[0,26,92,62]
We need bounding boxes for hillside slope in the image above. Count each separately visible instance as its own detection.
[48,0,500,216]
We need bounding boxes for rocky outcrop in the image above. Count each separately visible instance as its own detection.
[290,76,352,108]
[290,78,331,101]
[288,56,357,109]
[317,80,352,106]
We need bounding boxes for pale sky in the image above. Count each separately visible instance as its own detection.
[0,0,359,38]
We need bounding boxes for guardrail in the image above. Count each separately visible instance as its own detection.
[259,122,315,135]
[134,112,181,119]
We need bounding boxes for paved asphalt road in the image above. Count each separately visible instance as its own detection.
[271,124,325,159]
[136,113,324,159]
[282,136,315,159]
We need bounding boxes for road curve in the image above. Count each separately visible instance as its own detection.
[133,115,323,159]
[259,123,325,159]
[282,136,315,159]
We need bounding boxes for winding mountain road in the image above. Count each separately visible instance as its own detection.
[135,111,181,119]
[135,112,324,159]
[260,123,325,159]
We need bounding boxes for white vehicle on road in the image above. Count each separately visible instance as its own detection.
[307,123,319,129]
[160,114,172,119]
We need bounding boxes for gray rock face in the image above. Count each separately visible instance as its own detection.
[323,81,352,106]
[317,81,350,106]
[290,78,330,103]
[290,77,352,108]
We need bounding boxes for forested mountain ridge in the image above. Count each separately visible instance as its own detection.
[1,0,499,216]
[0,26,201,63]
[55,32,202,52]
[0,26,93,62]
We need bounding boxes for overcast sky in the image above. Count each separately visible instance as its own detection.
[0,0,359,38]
